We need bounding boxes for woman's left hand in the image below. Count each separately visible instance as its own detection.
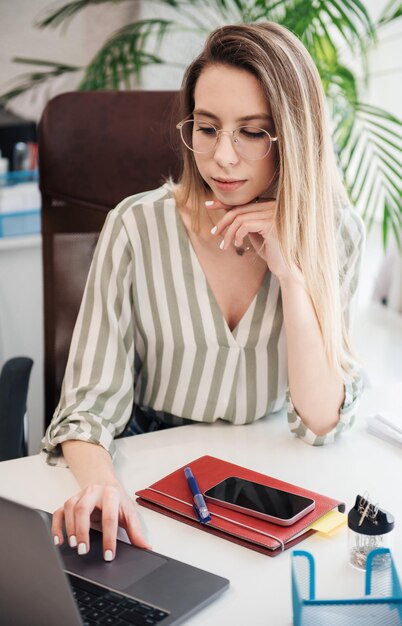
[208,198,291,280]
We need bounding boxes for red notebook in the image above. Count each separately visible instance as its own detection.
[136,455,345,557]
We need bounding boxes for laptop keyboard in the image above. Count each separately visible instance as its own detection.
[68,573,170,626]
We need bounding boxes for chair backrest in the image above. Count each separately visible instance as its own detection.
[38,90,181,428]
[0,357,33,461]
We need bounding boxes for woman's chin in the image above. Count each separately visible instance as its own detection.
[214,191,257,207]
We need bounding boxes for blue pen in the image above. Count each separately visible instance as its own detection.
[184,466,211,524]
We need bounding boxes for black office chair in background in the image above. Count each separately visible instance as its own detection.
[39,91,180,430]
[0,357,33,461]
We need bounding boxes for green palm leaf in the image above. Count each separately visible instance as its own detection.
[35,0,186,29]
[0,59,80,108]
[36,0,127,29]
[376,0,402,27]
[78,19,188,90]
[336,103,402,245]
[259,0,375,52]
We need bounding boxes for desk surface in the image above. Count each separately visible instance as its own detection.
[0,381,401,626]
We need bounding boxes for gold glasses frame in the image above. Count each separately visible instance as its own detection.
[176,118,278,161]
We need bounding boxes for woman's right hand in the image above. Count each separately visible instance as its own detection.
[51,483,151,561]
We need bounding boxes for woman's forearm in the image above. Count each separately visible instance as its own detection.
[279,272,344,436]
[61,440,121,490]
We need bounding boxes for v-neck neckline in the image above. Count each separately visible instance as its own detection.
[172,193,269,343]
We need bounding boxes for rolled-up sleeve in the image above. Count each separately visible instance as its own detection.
[40,207,135,466]
[287,208,365,445]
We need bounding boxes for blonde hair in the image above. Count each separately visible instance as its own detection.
[175,22,353,374]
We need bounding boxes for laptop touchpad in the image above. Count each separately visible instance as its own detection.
[60,529,166,592]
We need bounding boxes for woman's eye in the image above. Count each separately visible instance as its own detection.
[196,126,216,135]
[240,128,266,139]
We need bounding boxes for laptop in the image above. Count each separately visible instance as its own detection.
[0,495,229,626]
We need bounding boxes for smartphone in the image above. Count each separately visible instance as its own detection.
[204,476,315,526]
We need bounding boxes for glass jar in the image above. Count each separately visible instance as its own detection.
[348,495,395,570]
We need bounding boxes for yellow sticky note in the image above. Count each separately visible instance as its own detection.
[309,510,347,535]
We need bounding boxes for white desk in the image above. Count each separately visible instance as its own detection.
[0,381,401,626]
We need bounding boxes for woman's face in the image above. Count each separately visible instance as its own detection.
[192,64,277,207]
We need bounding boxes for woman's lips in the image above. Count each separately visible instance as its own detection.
[212,178,246,192]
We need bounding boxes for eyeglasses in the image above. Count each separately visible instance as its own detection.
[176,118,278,161]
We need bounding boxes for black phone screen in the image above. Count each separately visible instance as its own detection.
[204,476,314,520]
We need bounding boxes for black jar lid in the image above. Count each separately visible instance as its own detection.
[348,495,395,535]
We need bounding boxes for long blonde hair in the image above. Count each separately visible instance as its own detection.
[175,22,353,374]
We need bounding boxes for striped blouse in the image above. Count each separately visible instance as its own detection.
[41,184,364,466]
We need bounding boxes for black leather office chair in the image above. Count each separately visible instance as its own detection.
[0,357,33,461]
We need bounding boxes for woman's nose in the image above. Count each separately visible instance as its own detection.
[213,133,240,167]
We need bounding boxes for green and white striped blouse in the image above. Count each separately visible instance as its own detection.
[41,184,364,466]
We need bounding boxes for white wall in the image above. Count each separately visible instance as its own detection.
[365,0,402,119]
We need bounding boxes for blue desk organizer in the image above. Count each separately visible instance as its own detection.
[292,549,402,625]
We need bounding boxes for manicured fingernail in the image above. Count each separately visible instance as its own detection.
[78,542,87,555]
[205,200,214,206]
[234,239,239,247]
[219,240,225,250]
[210,225,217,235]
[53,535,59,546]
[69,535,77,548]
[104,550,113,562]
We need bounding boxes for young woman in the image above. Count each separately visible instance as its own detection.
[42,22,364,560]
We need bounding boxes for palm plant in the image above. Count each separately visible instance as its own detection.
[1,0,401,247]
